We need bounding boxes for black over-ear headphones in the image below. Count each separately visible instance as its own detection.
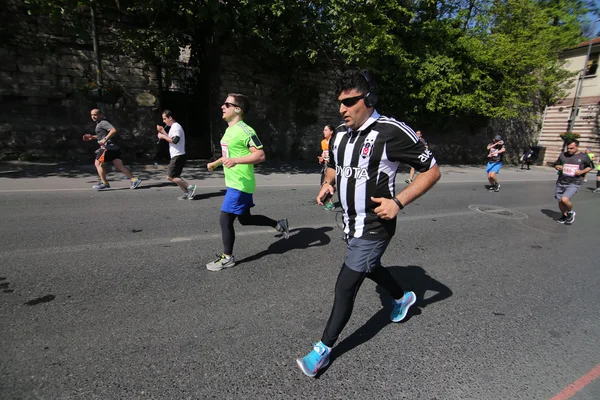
[359,70,378,108]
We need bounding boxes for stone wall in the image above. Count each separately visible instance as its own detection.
[213,55,341,163]
[0,0,540,165]
[0,0,160,162]
[420,115,541,165]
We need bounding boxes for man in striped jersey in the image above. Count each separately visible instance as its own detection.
[296,70,441,377]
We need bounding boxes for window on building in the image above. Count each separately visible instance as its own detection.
[584,53,599,76]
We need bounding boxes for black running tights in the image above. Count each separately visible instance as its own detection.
[321,264,405,348]
[220,210,277,255]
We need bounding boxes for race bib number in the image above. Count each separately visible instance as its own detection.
[562,163,579,177]
[221,142,229,158]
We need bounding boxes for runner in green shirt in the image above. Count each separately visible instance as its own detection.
[206,93,290,271]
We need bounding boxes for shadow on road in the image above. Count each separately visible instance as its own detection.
[135,182,177,190]
[190,190,226,201]
[236,226,333,265]
[0,160,322,179]
[327,265,452,369]
[541,208,561,220]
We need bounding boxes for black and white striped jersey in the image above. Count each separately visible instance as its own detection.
[327,110,436,240]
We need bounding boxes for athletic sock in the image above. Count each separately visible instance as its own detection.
[131,177,138,182]
[320,341,332,352]
[394,294,407,304]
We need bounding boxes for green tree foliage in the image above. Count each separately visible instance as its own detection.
[24,0,593,123]
[323,0,589,122]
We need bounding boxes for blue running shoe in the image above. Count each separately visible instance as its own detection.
[296,341,330,377]
[93,182,110,190]
[390,291,416,322]
[130,178,142,189]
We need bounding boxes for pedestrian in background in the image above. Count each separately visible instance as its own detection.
[156,109,196,200]
[83,109,142,191]
[486,135,505,192]
[318,124,336,211]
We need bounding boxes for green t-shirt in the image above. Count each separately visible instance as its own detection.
[220,121,263,194]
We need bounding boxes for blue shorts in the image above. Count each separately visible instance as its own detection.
[344,237,390,273]
[221,188,254,215]
[486,161,503,173]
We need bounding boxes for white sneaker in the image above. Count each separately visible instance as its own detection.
[206,254,236,271]
[187,184,197,200]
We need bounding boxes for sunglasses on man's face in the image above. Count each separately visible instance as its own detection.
[338,94,365,108]
[223,102,239,108]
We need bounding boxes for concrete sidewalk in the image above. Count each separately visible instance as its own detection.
[0,160,561,191]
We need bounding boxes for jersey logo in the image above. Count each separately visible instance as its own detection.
[419,149,432,163]
[360,141,374,159]
[336,165,369,180]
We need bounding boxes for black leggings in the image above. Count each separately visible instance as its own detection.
[321,264,405,348]
[220,210,277,255]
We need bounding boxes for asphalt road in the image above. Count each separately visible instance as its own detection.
[0,164,599,399]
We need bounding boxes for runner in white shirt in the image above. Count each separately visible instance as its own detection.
[156,109,197,200]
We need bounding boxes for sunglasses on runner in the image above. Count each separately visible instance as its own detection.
[338,94,365,108]
[223,102,240,108]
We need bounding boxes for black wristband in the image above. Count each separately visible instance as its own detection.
[392,197,404,210]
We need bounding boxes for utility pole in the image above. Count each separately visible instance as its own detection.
[567,18,600,134]
[90,0,104,114]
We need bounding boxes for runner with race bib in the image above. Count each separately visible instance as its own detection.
[553,139,592,225]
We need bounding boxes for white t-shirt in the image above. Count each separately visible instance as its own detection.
[168,122,185,158]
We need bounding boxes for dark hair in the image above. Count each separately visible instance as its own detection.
[228,93,250,115]
[162,109,175,119]
[565,139,579,146]
[335,70,375,96]
[325,124,335,132]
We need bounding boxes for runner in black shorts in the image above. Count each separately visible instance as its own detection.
[156,110,196,200]
[83,109,142,191]
[167,155,186,178]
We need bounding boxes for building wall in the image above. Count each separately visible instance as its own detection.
[560,45,600,99]
[214,55,341,162]
[0,0,161,162]
[538,41,600,164]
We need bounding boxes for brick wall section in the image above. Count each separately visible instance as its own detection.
[216,55,541,165]
[0,0,160,162]
[0,0,541,165]
[216,55,341,162]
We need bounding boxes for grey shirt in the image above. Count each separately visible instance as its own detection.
[487,142,505,162]
[95,119,115,143]
[553,152,592,185]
